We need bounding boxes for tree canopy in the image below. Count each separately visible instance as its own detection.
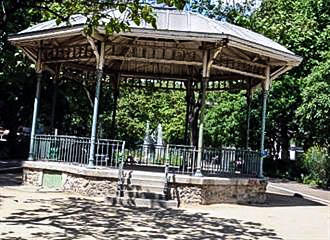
[0,0,329,164]
[1,0,186,36]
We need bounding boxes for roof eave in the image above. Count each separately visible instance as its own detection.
[7,24,84,43]
[8,25,302,66]
[121,28,303,66]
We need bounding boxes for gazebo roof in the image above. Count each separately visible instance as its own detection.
[11,9,300,63]
[8,8,302,92]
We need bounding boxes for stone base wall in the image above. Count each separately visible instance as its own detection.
[23,168,42,186]
[62,173,117,197]
[171,179,267,206]
[23,162,267,206]
[23,167,117,197]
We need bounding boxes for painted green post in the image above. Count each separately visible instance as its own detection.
[246,79,251,149]
[194,45,223,177]
[259,66,270,178]
[110,73,120,139]
[28,72,42,161]
[195,116,206,176]
[88,69,103,167]
[195,50,209,177]
[88,41,105,168]
[50,76,57,130]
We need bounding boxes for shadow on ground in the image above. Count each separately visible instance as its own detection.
[0,173,22,208]
[0,196,283,240]
[248,193,327,207]
[0,173,22,187]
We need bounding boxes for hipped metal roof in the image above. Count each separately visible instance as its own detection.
[9,9,302,65]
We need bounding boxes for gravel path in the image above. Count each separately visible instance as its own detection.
[268,178,330,203]
[0,174,329,240]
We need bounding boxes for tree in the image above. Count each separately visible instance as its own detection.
[190,0,330,159]
[204,91,247,148]
[1,0,186,36]
[115,88,186,145]
[296,58,330,147]
[0,0,187,159]
[190,0,257,26]
[250,0,330,154]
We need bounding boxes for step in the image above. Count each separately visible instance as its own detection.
[121,169,174,181]
[124,184,165,194]
[106,196,177,209]
[123,191,168,200]
[124,178,165,187]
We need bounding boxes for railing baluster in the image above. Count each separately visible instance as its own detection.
[32,134,258,177]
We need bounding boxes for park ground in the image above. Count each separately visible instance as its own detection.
[0,172,329,240]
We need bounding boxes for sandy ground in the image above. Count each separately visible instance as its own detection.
[0,174,329,240]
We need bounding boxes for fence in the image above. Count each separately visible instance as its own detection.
[124,144,196,174]
[202,147,260,177]
[33,134,260,177]
[33,134,125,167]
[124,144,259,177]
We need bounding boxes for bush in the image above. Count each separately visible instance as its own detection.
[302,146,330,188]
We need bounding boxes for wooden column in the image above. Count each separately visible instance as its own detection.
[88,39,105,168]
[28,43,43,160]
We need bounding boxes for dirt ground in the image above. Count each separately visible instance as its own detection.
[0,173,329,240]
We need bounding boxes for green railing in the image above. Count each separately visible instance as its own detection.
[124,144,259,177]
[202,147,260,177]
[33,134,260,177]
[33,134,125,167]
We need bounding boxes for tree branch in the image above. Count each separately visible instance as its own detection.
[26,5,70,22]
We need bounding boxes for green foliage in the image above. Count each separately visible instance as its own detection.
[251,0,329,77]
[115,88,186,145]
[248,0,330,155]
[1,0,186,37]
[190,0,257,25]
[1,0,329,170]
[204,92,246,147]
[296,58,330,147]
[302,146,330,188]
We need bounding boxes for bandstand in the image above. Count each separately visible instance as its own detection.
[9,8,302,207]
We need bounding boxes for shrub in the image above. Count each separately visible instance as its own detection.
[302,146,330,188]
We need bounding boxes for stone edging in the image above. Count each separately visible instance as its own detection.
[22,161,267,186]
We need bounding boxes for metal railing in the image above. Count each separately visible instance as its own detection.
[202,147,260,177]
[32,135,260,177]
[167,145,196,174]
[124,144,166,166]
[123,144,259,176]
[124,144,196,174]
[33,134,125,167]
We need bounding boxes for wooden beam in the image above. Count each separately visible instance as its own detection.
[227,47,251,60]
[270,65,292,81]
[22,47,37,63]
[220,56,267,68]
[91,30,105,42]
[44,58,94,64]
[87,37,100,66]
[108,42,202,51]
[212,65,266,80]
[105,55,203,66]
[207,47,223,77]
[65,62,98,72]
